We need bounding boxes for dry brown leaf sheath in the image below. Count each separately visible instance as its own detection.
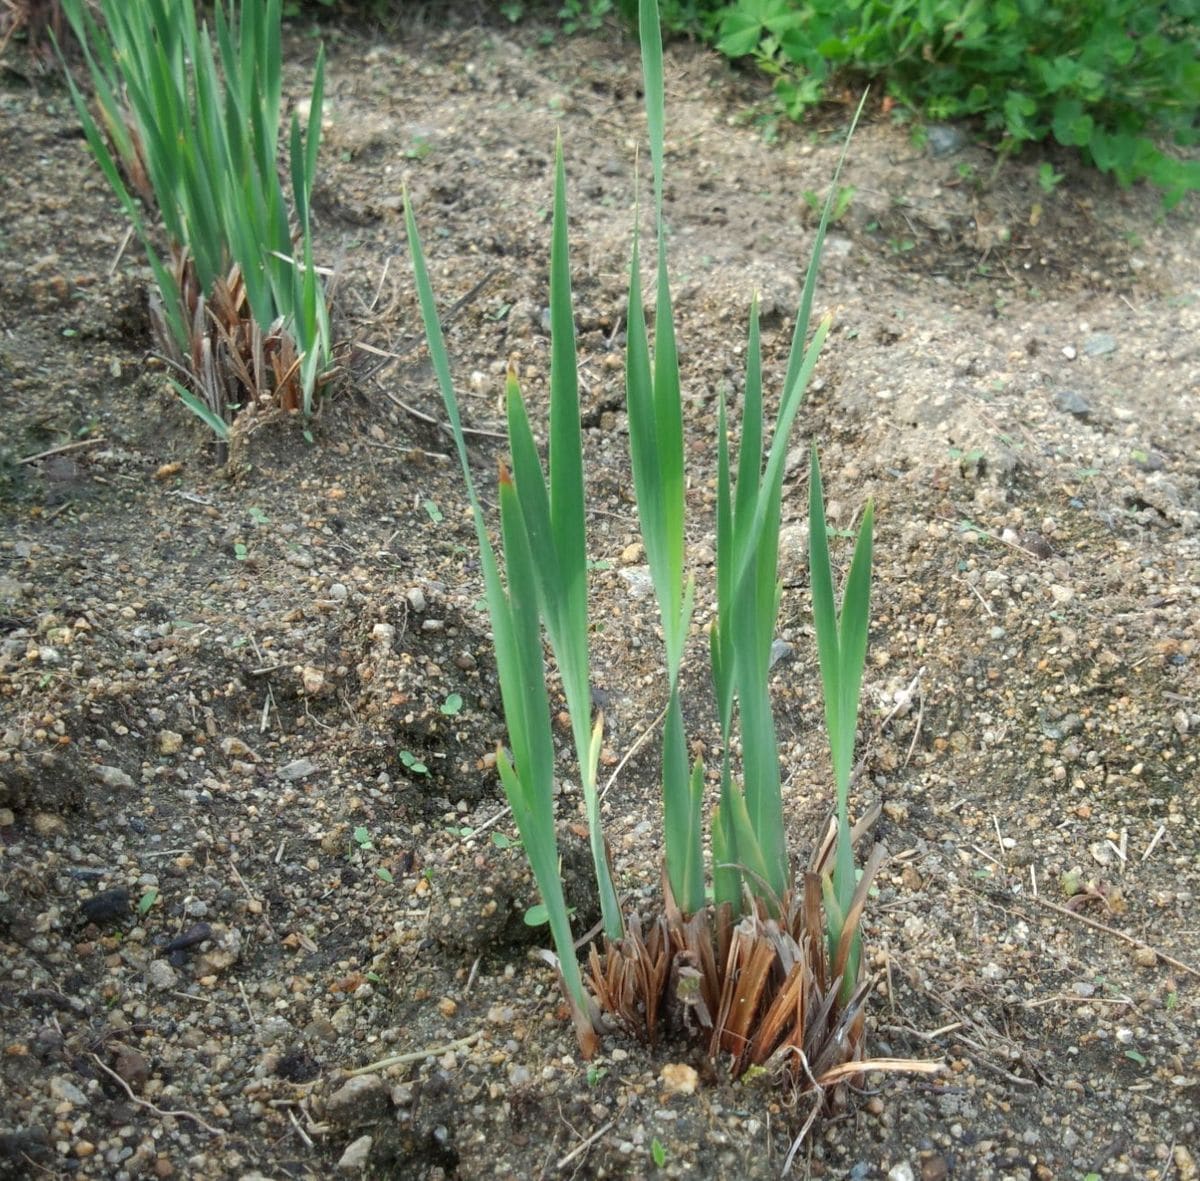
[589,838,897,1097]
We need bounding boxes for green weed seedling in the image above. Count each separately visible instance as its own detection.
[803,183,856,222]
[1038,162,1065,194]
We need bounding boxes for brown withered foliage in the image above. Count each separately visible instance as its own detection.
[589,805,937,1122]
[151,251,317,451]
[0,0,63,58]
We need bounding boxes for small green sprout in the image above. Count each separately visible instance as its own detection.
[802,183,855,221]
[1038,161,1065,193]
[404,136,433,160]
[440,693,464,716]
[399,750,428,775]
[523,902,576,928]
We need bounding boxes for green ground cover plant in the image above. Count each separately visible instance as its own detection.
[58,0,333,448]
[405,0,940,1116]
[499,0,1199,207]
[712,0,1200,207]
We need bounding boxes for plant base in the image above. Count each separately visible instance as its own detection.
[589,870,877,1094]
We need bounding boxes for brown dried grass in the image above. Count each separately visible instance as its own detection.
[588,809,936,1112]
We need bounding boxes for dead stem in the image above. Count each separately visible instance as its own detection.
[91,1054,224,1136]
[343,1030,484,1077]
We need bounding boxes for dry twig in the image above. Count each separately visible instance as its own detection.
[1031,895,1199,978]
[343,1030,483,1077]
[555,1118,615,1172]
[92,1054,224,1136]
[18,438,107,465]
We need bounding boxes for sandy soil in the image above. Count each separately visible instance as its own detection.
[1,7,1198,1180]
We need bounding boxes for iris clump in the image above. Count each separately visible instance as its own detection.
[59,0,333,452]
[406,0,932,1117]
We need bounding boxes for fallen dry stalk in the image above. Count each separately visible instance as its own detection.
[18,437,107,465]
[1031,894,1199,978]
[343,1030,483,1078]
[91,1053,224,1136]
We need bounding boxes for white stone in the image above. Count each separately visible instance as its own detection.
[337,1135,373,1173]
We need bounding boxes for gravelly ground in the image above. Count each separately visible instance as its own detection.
[1,8,1198,1180]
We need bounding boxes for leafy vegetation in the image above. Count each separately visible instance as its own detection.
[495,0,1200,207]
[58,0,334,451]
[713,0,1199,206]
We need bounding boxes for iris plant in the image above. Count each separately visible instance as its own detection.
[406,0,880,1078]
[59,0,331,440]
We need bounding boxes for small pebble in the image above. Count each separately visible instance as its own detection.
[158,731,183,755]
[1052,389,1090,417]
[94,764,135,790]
[1082,332,1116,356]
[337,1135,373,1173]
[33,812,66,837]
[1174,1145,1198,1181]
[659,1063,698,1095]
[114,1049,150,1092]
[277,758,319,782]
[220,737,258,760]
[925,124,967,157]
[326,1075,386,1125]
[79,888,130,926]
[49,1077,89,1107]
[164,922,212,954]
[147,960,177,990]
